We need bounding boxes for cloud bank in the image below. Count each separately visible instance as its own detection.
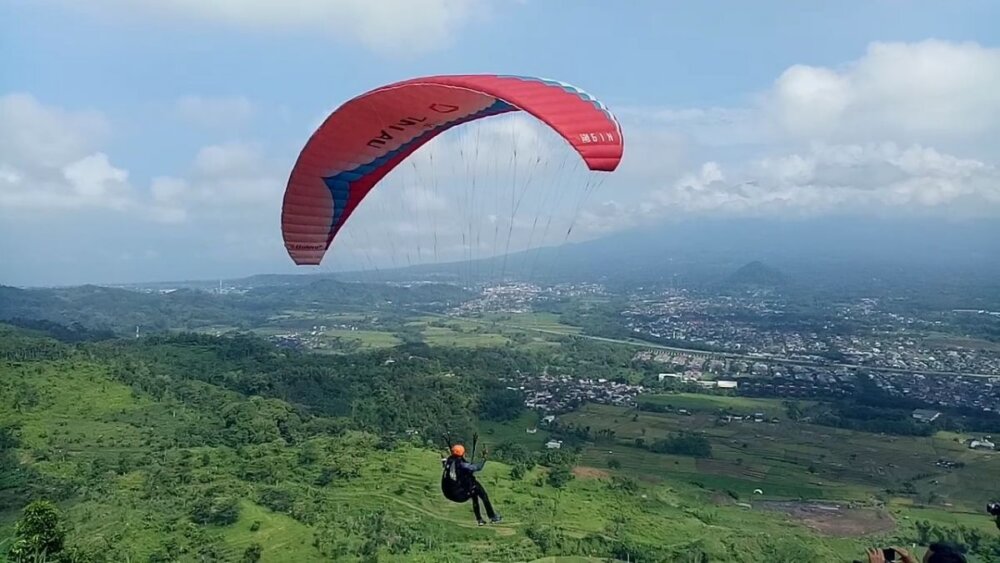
[4,39,1000,284]
[599,40,1000,231]
[68,0,496,56]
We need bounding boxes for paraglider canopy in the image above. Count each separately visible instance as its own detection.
[281,74,624,266]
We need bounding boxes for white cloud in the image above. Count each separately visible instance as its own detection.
[0,94,268,223]
[618,40,1000,154]
[63,153,131,206]
[0,93,109,169]
[407,113,558,175]
[153,142,285,215]
[645,143,1000,218]
[74,0,496,56]
[617,106,766,147]
[604,40,1000,227]
[574,200,636,236]
[150,176,187,203]
[768,40,1000,141]
[174,95,254,129]
[401,186,450,213]
[0,94,134,212]
[149,177,189,223]
[193,142,265,178]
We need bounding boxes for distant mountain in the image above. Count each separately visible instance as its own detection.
[724,261,787,288]
[76,215,1000,298]
[361,215,1000,291]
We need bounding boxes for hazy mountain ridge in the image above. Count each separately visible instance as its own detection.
[4,216,999,320]
[338,216,1000,288]
[723,261,788,288]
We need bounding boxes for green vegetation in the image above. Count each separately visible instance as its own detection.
[0,281,471,334]
[7,501,68,562]
[561,402,1000,512]
[0,326,893,562]
[2,285,999,562]
[324,328,401,349]
[639,393,797,418]
[478,312,584,336]
[422,325,510,348]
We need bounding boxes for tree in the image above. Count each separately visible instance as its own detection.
[189,494,240,525]
[607,458,622,470]
[242,543,263,563]
[8,500,66,563]
[648,433,712,458]
[608,476,638,494]
[915,520,932,544]
[546,465,574,489]
[783,400,803,421]
[510,463,527,481]
[478,387,524,422]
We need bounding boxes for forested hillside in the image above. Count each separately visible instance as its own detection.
[0,325,891,562]
[0,281,470,334]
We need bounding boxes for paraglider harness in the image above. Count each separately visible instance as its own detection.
[441,432,480,503]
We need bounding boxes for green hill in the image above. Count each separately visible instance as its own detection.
[2,326,998,562]
[0,281,471,335]
[0,326,862,562]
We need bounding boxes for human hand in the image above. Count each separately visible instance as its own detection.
[865,547,886,563]
[864,547,917,563]
[890,547,918,563]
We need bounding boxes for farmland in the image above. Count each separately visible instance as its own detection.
[560,400,1000,512]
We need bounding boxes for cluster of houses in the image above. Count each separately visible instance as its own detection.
[876,372,1000,414]
[517,375,645,412]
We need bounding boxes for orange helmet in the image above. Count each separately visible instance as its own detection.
[451,444,466,457]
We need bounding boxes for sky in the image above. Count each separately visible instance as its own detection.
[1,0,999,286]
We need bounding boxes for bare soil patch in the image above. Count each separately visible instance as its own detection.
[756,501,896,537]
[573,466,610,480]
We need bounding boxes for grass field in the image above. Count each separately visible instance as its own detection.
[220,500,330,561]
[639,392,811,418]
[479,411,551,450]
[422,325,510,348]
[323,328,401,349]
[413,312,581,339]
[246,310,585,353]
[561,401,1000,512]
[479,312,584,336]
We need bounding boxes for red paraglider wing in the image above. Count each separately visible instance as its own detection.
[281,74,623,265]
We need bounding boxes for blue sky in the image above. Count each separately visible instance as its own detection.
[2,1,999,286]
